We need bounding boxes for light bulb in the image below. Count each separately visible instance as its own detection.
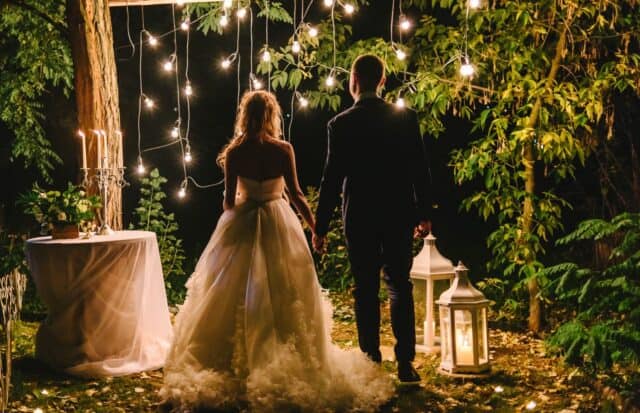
[525,401,537,410]
[221,58,232,69]
[163,60,173,71]
[400,15,412,31]
[148,34,158,46]
[291,41,301,54]
[395,97,405,108]
[184,151,192,163]
[180,19,190,31]
[469,0,481,8]
[178,187,186,198]
[308,26,318,37]
[460,62,475,77]
[299,96,309,108]
[171,126,179,138]
[137,161,146,175]
[220,15,229,27]
[185,82,193,96]
[144,97,155,109]
[344,4,355,14]
[323,0,333,6]
[325,75,335,87]
[236,7,247,19]
[262,50,271,62]
[252,78,263,90]
[223,0,232,8]
[494,386,504,393]
[396,49,407,60]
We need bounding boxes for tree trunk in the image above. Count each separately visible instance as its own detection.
[522,27,568,333]
[67,0,122,230]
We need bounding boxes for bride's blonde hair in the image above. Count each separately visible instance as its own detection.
[217,91,283,167]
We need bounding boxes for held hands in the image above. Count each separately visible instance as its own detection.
[312,232,327,255]
[414,220,432,239]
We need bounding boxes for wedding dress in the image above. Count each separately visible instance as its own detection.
[161,176,393,412]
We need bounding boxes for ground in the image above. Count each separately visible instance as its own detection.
[9,293,616,413]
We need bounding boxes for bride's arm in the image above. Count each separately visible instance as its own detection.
[223,152,238,210]
[283,143,315,231]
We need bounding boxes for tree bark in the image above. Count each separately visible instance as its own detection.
[522,26,568,333]
[66,0,122,230]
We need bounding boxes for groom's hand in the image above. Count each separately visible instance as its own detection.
[312,233,327,254]
[414,220,432,238]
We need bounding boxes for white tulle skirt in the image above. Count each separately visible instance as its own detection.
[160,197,393,412]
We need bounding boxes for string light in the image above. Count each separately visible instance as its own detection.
[325,74,335,87]
[295,92,309,108]
[178,186,187,198]
[180,18,190,31]
[525,401,537,410]
[395,97,405,108]
[147,32,158,46]
[236,7,247,19]
[323,0,334,6]
[262,49,271,62]
[395,47,407,60]
[220,14,229,27]
[291,40,301,53]
[136,156,146,174]
[250,73,263,90]
[163,54,176,72]
[494,386,504,393]
[184,81,193,96]
[460,57,475,77]
[344,4,355,14]
[171,122,180,138]
[223,0,233,8]
[469,0,481,8]
[184,145,193,163]
[221,58,232,69]
[308,25,319,37]
[399,14,411,31]
[143,96,155,109]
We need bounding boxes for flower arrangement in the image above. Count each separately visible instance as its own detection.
[18,183,101,238]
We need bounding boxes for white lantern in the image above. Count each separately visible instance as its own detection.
[437,261,490,376]
[410,232,455,353]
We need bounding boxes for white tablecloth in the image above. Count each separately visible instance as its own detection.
[26,230,173,378]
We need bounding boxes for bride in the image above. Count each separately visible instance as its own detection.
[160,91,393,411]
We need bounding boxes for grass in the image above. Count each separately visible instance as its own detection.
[7,293,620,412]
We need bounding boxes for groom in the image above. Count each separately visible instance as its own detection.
[313,54,432,383]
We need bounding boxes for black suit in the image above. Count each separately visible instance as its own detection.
[315,96,432,363]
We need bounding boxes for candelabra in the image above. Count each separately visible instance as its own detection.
[81,164,129,236]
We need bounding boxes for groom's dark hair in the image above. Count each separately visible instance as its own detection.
[352,54,385,92]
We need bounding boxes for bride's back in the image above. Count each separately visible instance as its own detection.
[228,138,289,182]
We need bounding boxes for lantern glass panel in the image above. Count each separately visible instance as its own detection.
[439,307,452,363]
[454,310,474,365]
[412,278,427,339]
[432,279,450,340]
[477,307,488,364]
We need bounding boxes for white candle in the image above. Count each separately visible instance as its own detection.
[116,130,123,166]
[455,327,474,364]
[101,130,108,169]
[78,130,87,169]
[94,130,102,168]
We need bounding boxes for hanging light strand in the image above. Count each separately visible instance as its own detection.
[171,4,188,189]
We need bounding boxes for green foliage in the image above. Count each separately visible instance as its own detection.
[129,169,187,304]
[0,0,73,181]
[542,213,640,370]
[18,183,101,229]
[0,230,27,276]
[305,187,352,291]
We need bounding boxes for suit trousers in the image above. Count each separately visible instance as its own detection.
[345,219,416,364]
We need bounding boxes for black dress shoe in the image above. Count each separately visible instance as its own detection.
[397,362,421,383]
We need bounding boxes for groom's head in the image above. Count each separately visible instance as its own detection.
[350,54,386,99]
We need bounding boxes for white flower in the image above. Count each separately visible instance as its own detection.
[57,212,67,222]
[77,200,89,213]
[39,192,47,199]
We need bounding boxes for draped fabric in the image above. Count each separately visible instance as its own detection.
[161,177,393,412]
[26,231,173,377]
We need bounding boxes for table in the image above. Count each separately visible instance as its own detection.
[26,230,173,378]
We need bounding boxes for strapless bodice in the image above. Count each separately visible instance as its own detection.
[236,176,285,203]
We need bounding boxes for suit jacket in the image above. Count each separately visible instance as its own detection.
[315,96,432,237]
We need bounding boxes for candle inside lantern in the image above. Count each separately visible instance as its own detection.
[454,311,474,364]
[78,130,87,169]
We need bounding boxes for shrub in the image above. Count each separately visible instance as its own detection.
[542,213,640,370]
[129,169,187,304]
